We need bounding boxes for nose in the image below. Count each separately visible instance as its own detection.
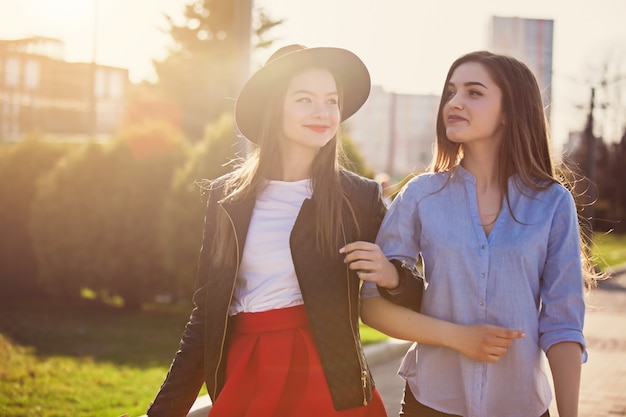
[448,94,464,110]
[311,101,329,118]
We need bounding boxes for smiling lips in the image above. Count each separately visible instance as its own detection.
[304,124,330,133]
[447,115,467,124]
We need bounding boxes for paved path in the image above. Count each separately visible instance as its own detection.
[369,267,626,416]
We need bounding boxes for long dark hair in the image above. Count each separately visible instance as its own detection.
[429,51,598,288]
[207,66,357,264]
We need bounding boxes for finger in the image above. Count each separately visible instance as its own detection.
[347,259,377,272]
[344,249,378,265]
[340,241,367,254]
[495,329,525,340]
[486,354,502,363]
[343,249,366,264]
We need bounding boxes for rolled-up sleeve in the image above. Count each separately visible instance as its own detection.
[538,189,587,362]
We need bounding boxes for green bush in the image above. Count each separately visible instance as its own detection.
[158,114,238,302]
[0,137,67,300]
[31,122,188,309]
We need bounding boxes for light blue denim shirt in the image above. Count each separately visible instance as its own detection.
[361,165,587,417]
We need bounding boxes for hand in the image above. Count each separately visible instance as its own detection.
[340,241,399,289]
[452,323,525,363]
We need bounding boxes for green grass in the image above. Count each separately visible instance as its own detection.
[592,231,626,271]
[0,300,206,417]
[0,299,386,417]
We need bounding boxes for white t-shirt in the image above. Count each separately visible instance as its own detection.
[229,179,313,316]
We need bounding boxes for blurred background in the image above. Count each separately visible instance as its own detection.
[0,1,625,416]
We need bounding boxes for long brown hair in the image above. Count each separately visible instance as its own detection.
[206,67,357,264]
[430,51,598,288]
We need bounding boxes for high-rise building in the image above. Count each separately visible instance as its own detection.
[490,16,554,120]
[345,85,439,178]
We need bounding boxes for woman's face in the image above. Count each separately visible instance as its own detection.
[442,62,505,147]
[281,67,340,152]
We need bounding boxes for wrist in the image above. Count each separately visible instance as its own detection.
[378,262,405,294]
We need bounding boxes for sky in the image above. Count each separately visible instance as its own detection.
[1,0,625,148]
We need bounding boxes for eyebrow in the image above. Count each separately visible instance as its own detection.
[291,89,338,96]
[447,81,488,89]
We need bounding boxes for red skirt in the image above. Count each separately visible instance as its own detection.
[209,305,387,417]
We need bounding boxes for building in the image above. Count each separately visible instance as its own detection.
[345,85,439,178]
[490,16,554,120]
[344,16,555,180]
[0,36,128,142]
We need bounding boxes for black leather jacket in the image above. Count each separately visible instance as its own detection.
[147,170,386,416]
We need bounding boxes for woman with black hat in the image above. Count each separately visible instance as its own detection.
[145,44,391,417]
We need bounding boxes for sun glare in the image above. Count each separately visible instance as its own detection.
[17,0,98,43]
[28,0,95,22]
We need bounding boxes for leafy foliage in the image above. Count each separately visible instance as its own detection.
[0,137,66,300]
[154,0,282,140]
[158,114,238,302]
[340,132,375,179]
[565,130,626,233]
[30,122,188,309]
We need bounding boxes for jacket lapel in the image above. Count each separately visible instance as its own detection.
[220,194,256,263]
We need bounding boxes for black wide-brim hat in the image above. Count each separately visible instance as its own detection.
[234,44,371,143]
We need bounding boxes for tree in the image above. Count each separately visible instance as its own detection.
[154,0,282,141]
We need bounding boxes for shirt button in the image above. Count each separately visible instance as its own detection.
[481,273,486,278]
[481,245,486,249]
[479,301,484,306]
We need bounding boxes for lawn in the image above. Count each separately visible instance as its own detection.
[0,300,206,417]
[592,231,626,271]
[0,299,386,417]
[1,232,624,417]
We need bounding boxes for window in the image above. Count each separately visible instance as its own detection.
[109,70,124,99]
[5,57,20,86]
[24,59,40,89]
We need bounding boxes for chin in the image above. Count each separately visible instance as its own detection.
[446,135,465,144]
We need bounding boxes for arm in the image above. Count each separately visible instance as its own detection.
[341,241,423,311]
[546,341,583,417]
[361,295,524,363]
[147,288,207,416]
[343,240,524,362]
[539,189,587,417]
[378,259,424,312]
[148,187,221,417]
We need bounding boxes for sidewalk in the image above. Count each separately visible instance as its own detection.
[154,265,626,417]
[574,264,626,416]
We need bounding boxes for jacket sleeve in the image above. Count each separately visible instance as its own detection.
[146,188,218,417]
[146,288,207,417]
[377,259,424,312]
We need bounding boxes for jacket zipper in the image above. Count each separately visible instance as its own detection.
[342,224,369,406]
[213,204,240,395]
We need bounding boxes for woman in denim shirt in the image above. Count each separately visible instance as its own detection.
[343,51,596,417]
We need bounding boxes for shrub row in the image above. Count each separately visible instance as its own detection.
[0,117,371,309]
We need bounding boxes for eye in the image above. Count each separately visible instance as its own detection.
[296,96,311,103]
[468,89,483,97]
[327,97,338,105]
[444,89,456,101]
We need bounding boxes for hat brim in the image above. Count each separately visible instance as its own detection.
[234,47,371,143]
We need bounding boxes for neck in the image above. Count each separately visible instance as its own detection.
[461,143,500,190]
[271,148,316,182]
